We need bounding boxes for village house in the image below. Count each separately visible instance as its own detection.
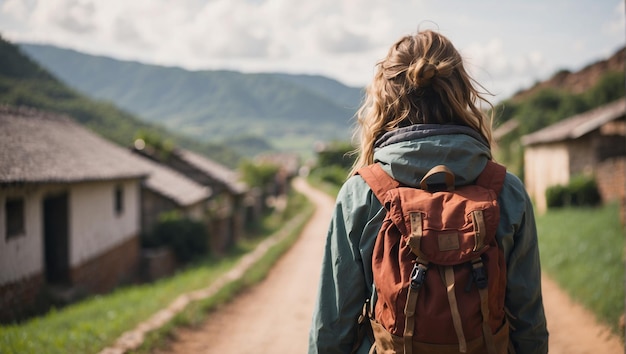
[133,146,250,255]
[256,152,301,194]
[131,151,213,281]
[0,106,150,322]
[0,106,213,322]
[521,98,626,217]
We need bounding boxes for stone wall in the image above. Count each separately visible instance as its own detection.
[140,247,177,282]
[70,235,140,293]
[595,157,626,225]
[0,273,44,323]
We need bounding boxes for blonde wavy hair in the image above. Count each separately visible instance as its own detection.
[349,30,494,176]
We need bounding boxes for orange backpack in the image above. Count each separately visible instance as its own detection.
[357,161,509,354]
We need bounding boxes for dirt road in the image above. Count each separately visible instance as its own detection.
[154,178,623,354]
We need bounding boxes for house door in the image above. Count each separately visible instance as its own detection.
[43,192,70,285]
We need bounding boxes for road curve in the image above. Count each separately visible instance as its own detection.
[154,177,334,353]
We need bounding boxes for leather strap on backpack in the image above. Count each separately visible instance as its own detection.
[356,163,401,204]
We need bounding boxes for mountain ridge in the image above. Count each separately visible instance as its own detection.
[13,40,624,160]
[18,43,364,157]
[0,35,241,167]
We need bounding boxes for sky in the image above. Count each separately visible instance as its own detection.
[0,0,624,101]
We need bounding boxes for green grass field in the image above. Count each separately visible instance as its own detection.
[535,203,624,334]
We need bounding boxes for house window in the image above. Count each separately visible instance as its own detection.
[114,185,124,215]
[6,197,25,239]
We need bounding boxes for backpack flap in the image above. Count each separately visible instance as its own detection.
[386,185,501,265]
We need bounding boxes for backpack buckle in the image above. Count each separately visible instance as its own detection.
[410,262,428,290]
[471,259,488,289]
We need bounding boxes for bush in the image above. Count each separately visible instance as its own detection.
[568,175,602,206]
[142,212,208,262]
[546,175,602,208]
[238,159,280,188]
[314,165,349,186]
[316,141,355,170]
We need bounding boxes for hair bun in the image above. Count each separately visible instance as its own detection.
[406,59,438,88]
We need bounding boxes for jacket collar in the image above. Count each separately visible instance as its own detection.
[375,124,489,149]
[372,124,492,187]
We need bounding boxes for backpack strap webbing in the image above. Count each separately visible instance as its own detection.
[442,266,468,353]
[356,163,401,204]
[475,160,507,196]
[478,276,498,354]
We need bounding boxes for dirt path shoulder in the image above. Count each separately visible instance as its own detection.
[154,178,624,354]
[541,273,622,353]
[152,177,333,354]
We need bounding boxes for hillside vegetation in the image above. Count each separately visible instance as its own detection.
[19,43,364,158]
[0,36,240,167]
[492,47,625,177]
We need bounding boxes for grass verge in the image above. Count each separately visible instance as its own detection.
[0,190,313,354]
[130,191,314,353]
[306,173,341,198]
[536,202,624,334]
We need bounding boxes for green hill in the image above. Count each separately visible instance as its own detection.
[18,43,364,157]
[0,35,240,167]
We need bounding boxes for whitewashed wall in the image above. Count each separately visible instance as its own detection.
[0,179,141,285]
[0,186,44,284]
[524,142,570,213]
[70,180,140,267]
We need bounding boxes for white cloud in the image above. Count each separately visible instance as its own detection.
[49,0,97,33]
[314,16,371,54]
[0,0,623,99]
[605,1,626,36]
[1,0,31,20]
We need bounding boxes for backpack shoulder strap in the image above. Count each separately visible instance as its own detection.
[475,160,507,196]
[356,163,400,204]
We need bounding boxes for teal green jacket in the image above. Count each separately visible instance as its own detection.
[308,125,549,354]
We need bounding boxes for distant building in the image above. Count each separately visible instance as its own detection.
[132,152,213,281]
[256,152,301,193]
[522,98,626,218]
[133,146,250,254]
[135,154,212,236]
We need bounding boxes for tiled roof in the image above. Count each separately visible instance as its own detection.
[522,97,626,146]
[0,106,211,207]
[175,148,248,194]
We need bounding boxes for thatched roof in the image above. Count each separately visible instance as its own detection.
[522,97,626,146]
[137,155,212,206]
[0,106,150,183]
[175,149,248,194]
[0,106,211,206]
